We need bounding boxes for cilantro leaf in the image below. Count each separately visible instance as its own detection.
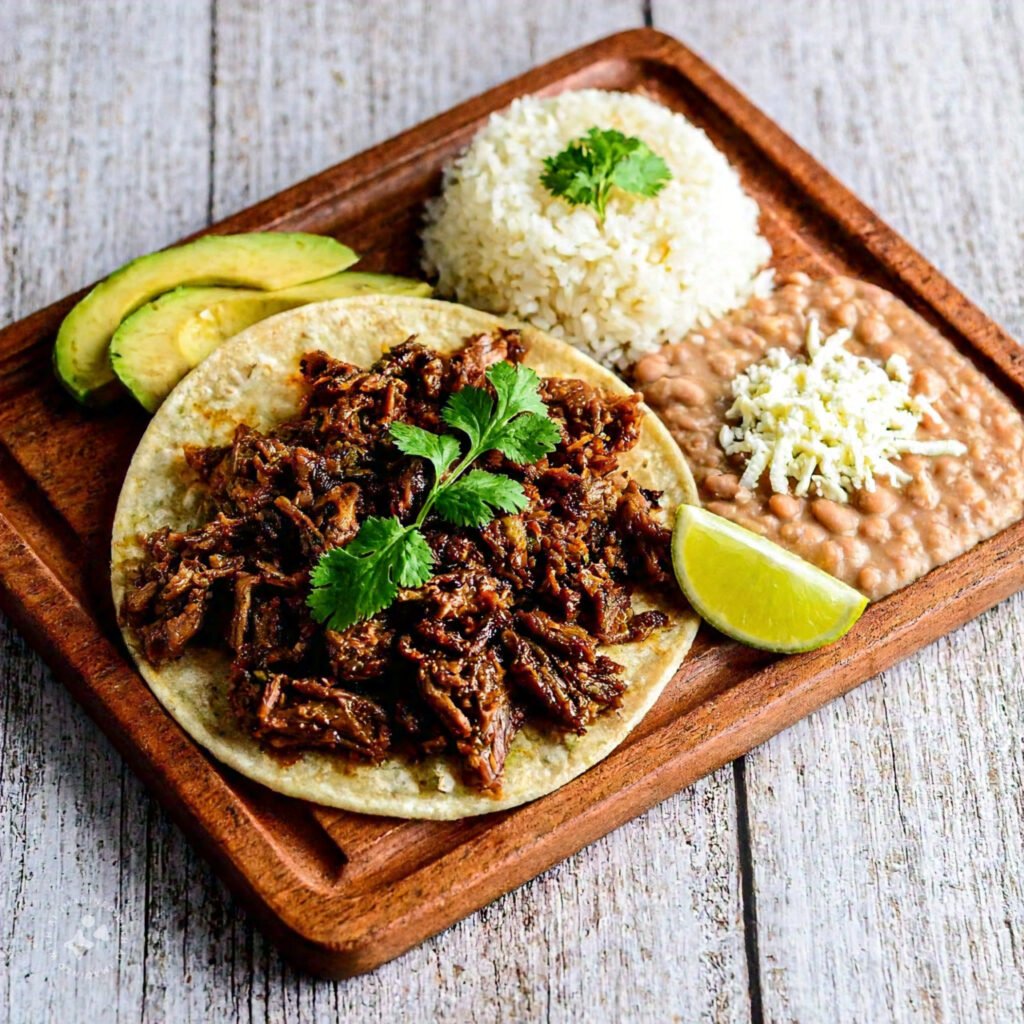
[340,515,406,557]
[434,470,528,528]
[489,411,562,463]
[480,363,561,461]
[307,517,434,632]
[442,363,553,454]
[611,144,671,197]
[308,359,561,630]
[442,385,494,449]
[581,127,630,177]
[541,126,672,222]
[389,421,461,480]
[540,142,600,208]
[486,362,548,419]
[391,527,435,588]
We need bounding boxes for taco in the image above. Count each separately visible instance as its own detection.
[111,297,698,819]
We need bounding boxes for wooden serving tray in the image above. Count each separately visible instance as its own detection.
[1,29,1022,977]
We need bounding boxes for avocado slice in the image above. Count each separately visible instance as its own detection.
[54,232,358,406]
[110,272,432,413]
[177,272,432,364]
[108,289,214,415]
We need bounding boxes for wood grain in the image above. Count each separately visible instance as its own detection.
[1,0,1021,1020]
[656,2,1024,1020]
[0,3,211,1023]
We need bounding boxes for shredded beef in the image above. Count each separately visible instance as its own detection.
[121,330,676,794]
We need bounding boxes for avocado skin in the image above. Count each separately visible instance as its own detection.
[54,232,359,406]
[111,272,432,413]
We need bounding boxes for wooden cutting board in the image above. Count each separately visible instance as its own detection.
[0,28,1021,978]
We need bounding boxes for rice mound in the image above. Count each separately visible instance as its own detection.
[422,89,772,371]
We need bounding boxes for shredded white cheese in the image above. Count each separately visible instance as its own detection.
[720,317,967,502]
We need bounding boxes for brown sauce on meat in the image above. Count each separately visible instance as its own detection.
[635,274,1024,599]
[120,331,676,794]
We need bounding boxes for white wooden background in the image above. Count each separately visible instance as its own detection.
[2,2,1022,1021]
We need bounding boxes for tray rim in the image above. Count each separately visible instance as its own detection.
[0,27,1022,977]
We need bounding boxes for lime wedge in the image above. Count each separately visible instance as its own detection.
[672,504,868,652]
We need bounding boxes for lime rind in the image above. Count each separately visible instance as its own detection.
[671,504,868,653]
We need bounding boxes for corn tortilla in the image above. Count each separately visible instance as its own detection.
[111,297,699,819]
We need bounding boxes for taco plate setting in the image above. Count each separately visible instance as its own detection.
[1,30,1022,976]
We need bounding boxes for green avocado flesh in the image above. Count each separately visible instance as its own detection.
[54,232,358,405]
[176,273,432,364]
[110,272,432,413]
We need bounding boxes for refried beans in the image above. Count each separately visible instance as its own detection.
[634,273,1024,600]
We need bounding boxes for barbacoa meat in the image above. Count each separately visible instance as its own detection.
[120,330,676,794]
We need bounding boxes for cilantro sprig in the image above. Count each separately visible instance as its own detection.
[540,127,672,223]
[307,362,561,632]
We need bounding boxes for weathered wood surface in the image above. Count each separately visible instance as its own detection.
[0,1,1020,1021]
[659,3,1024,1021]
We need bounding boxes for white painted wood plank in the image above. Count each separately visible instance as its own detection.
[227,776,744,1024]
[655,1,1024,1020]
[0,4,211,1024]
[210,0,646,216]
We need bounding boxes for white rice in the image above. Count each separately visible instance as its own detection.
[421,89,772,371]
